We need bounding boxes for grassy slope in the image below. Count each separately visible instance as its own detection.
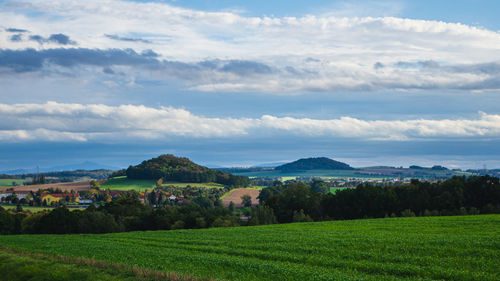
[101,176,155,191]
[102,176,227,191]
[0,250,137,281]
[1,215,499,280]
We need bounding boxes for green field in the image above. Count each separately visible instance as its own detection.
[330,187,351,194]
[1,215,498,280]
[0,204,83,212]
[0,179,25,187]
[162,181,225,189]
[101,176,155,191]
[102,176,229,191]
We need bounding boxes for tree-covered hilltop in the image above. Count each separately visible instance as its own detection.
[126,154,249,186]
[275,157,354,172]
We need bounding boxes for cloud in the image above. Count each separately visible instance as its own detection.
[1,102,499,143]
[5,28,28,33]
[1,0,500,93]
[105,34,151,43]
[9,34,22,42]
[27,33,76,45]
[48,33,75,45]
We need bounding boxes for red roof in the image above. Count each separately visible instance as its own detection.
[41,193,73,198]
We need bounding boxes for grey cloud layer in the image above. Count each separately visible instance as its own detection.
[2,0,500,93]
[1,47,499,91]
[1,102,499,142]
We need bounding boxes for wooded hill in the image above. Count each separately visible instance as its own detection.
[275,157,354,172]
[126,154,249,186]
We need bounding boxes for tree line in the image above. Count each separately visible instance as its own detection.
[1,175,499,235]
[255,175,500,223]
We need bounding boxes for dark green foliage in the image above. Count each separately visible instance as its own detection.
[248,205,277,225]
[241,194,252,207]
[126,154,249,186]
[311,179,329,193]
[266,182,321,223]
[275,157,353,172]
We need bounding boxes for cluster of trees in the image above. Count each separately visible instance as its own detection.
[255,175,500,223]
[0,198,240,234]
[126,154,249,186]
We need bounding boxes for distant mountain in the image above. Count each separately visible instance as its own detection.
[126,154,249,186]
[275,157,354,172]
[0,161,120,175]
[46,161,120,172]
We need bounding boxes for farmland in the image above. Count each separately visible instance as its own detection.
[0,179,25,187]
[101,176,228,191]
[221,188,261,207]
[0,181,92,193]
[101,176,155,191]
[0,215,498,281]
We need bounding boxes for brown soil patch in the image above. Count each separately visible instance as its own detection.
[0,181,91,192]
[222,188,260,207]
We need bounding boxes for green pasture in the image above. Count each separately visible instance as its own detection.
[161,181,225,189]
[0,179,25,187]
[101,176,155,191]
[0,204,82,213]
[1,215,498,281]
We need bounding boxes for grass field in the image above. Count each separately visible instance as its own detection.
[330,187,351,194]
[102,176,228,191]
[101,176,155,191]
[0,215,498,280]
[0,179,25,187]
[162,182,225,189]
[0,204,83,212]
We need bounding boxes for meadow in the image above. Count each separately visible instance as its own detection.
[101,176,155,191]
[0,215,498,281]
[0,204,82,212]
[0,179,25,187]
[102,176,228,191]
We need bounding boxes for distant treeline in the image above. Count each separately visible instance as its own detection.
[1,175,499,235]
[0,174,22,179]
[126,155,249,186]
[0,198,239,235]
[257,175,500,223]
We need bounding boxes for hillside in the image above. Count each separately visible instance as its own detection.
[275,157,354,172]
[126,154,249,186]
[0,215,498,281]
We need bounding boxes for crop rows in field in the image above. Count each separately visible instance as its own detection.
[0,215,499,281]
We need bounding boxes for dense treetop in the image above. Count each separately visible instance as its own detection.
[126,154,249,186]
[275,157,353,172]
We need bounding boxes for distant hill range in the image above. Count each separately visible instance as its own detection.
[126,154,249,186]
[275,157,354,172]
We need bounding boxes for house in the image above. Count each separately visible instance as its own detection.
[0,191,30,201]
[41,193,79,205]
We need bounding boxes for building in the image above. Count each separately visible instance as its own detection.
[41,193,79,205]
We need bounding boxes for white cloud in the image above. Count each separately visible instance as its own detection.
[1,102,500,142]
[1,0,500,93]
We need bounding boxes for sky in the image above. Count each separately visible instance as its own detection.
[1,0,500,170]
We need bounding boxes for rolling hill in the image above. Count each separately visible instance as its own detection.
[126,154,249,186]
[275,157,354,172]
